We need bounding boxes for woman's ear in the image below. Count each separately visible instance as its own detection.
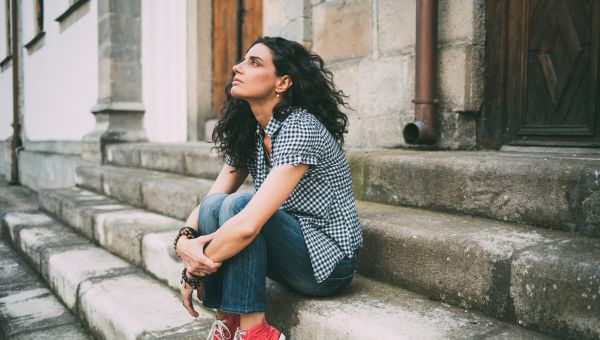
[275,75,293,93]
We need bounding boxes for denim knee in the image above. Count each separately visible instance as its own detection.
[198,193,228,234]
[219,192,253,223]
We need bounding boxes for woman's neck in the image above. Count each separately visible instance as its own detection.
[249,98,279,129]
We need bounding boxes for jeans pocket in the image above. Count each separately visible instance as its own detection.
[313,257,357,297]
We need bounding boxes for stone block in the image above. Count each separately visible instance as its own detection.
[438,44,484,113]
[183,144,223,179]
[75,165,105,193]
[438,0,485,45]
[106,143,142,167]
[141,176,213,220]
[312,0,372,62]
[266,275,547,339]
[142,231,182,290]
[139,144,188,174]
[16,224,89,274]
[356,200,556,318]
[511,238,600,339]
[78,273,210,340]
[102,166,167,207]
[94,209,181,265]
[437,111,477,150]
[0,241,91,339]
[355,150,600,237]
[378,0,415,55]
[0,287,82,338]
[46,246,132,310]
[2,211,55,248]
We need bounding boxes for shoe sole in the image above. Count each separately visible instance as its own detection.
[279,335,286,340]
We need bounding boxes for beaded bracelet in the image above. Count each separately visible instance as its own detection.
[174,226,199,257]
[181,268,205,289]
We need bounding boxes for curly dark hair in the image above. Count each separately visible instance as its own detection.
[212,36,350,170]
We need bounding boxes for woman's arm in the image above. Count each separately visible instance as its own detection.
[203,163,309,262]
[183,164,249,230]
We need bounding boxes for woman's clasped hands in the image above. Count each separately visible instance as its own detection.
[176,233,221,317]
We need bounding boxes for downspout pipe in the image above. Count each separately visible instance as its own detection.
[403,0,437,145]
[10,0,22,184]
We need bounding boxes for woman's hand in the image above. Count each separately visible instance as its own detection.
[181,276,204,317]
[177,234,222,277]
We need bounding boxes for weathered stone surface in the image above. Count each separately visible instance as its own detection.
[352,150,600,237]
[75,165,105,193]
[106,142,143,167]
[438,0,485,45]
[78,273,210,340]
[264,0,312,46]
[267,276,549,339]
[312,0,372,62]
[47,246,132,309]
[142,231,182,290]
[94,209,181,265]
[100,165,168,206]
[184,143,227,179]
[511,238,600,339]
[141,176,213,220]
[0,241,91,340]
[39,187,126,238]
[12,222,90,274]
[378,0,416,55]
[139,144,188,174]
[0,185,38,215]
[438,44,485,113]
[356,200,558,318]
[17,150,91,191]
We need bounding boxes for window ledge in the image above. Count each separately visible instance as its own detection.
[0,55,12,71]
[55,0,89,23]
[24,31,46,51]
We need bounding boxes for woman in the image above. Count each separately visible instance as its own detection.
[175,36,363,340]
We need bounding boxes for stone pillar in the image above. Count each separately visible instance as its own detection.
[186,0,212,142]
[82,0,146,163]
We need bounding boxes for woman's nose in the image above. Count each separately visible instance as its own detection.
[232,62,242,74]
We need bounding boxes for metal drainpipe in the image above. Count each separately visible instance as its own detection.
[10,0,22,184]
[403,0,438,145]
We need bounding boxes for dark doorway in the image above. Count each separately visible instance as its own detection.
[482,0,600,148]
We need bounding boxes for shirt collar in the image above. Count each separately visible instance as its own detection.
[255,106,300,138]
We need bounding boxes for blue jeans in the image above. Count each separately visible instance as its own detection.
[198,192,357,314]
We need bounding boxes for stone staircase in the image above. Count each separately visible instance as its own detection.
[1,142,598,339]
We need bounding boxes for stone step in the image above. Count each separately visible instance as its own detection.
[39,185,600,338]
[0,240,92,339]
[1,210,212,339]
[105,143,600,237]
[2,205,549,339]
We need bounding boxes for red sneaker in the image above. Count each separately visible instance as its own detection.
[207,313,240,340]
[233,319,285,340]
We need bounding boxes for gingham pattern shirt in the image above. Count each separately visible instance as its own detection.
[225,107,363,283]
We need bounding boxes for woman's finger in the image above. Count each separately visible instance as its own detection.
[181,284,199,318]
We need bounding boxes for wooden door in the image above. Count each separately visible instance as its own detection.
[212,0,263,118]
[482,0,600,148]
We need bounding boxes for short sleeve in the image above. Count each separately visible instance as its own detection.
[271,116,323,167]
[224,151,243,168]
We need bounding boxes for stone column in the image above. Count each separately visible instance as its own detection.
[82,0,146,163]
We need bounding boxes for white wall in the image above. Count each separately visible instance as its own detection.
[22,0,97,141]
[0,0,13,141]
[142,0,188,143]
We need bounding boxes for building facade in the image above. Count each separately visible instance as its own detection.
[1,0,599,187]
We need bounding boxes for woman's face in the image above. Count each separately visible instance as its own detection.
[230,43,283,101]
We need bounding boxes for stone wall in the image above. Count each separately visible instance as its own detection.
[17,141,94,191]
[264,0,486,149]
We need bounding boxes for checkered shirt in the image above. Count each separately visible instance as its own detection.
[225,107,363,283]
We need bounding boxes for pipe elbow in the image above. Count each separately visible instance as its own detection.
[403,120,436,145]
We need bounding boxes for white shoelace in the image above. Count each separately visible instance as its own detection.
[206,319,232,340]
[232,328,247,340]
